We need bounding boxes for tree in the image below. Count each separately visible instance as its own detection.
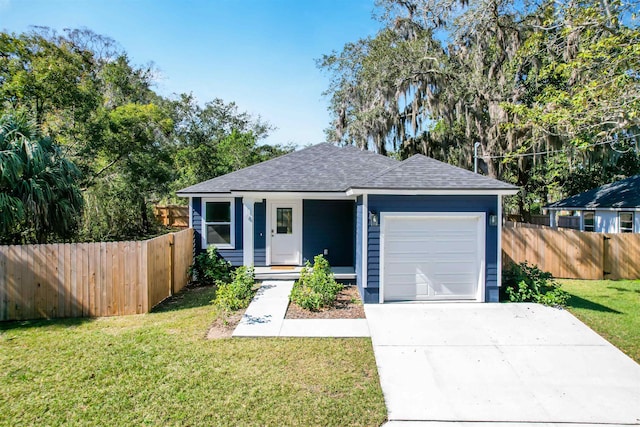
[0,111,83,244]
[169,94,292,199]
[320,0,640,217]
[1,28,292,240]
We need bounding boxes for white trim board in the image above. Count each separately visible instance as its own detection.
[547,207,640,212]
[362,194,368,288]
[347,188,518,196]
[232,191,356,200]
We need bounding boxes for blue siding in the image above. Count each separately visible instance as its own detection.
[302,200,355,266]
[191,197,243,266]
[366,194,499,303]
[192,197,202,252]
[253,200,266,266]
[355,196,363,295]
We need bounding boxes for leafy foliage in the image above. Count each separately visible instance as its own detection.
[320,0,640,218]
[0,28,290,243]
[502,262,569,307]
[212,266,256,312]
[0,111,83,244]
[189,246,232,286]
[290,255,342,311]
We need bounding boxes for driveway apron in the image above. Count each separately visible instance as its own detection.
[365,303,640,424]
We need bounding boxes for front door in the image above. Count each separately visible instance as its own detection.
[270,201,301,265]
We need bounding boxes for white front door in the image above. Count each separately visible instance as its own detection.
[269,201,302,265]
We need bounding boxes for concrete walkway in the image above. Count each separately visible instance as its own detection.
[232,280,369,338]
[366,303,640,425]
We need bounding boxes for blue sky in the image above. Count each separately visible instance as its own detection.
[1,0,382,147]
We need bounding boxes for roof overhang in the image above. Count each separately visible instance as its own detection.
[230,191,356,200]
[178,188,519,198]
[176,191,357,200]
[546,206,640,211]
[346,188,519,196]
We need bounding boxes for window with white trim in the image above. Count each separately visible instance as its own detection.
[202,199,234,248]
[619,212,634,233]
[583,211,595,232]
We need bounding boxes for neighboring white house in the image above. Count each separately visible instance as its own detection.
[546,175,640,233]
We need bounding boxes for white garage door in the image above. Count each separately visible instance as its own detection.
[381,213,485,302]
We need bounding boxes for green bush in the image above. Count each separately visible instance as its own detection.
[189,246,232,286]
[290,254,342,311]
[502,262,569,307]
[213,266,256,311]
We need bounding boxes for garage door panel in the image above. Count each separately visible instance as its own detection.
[382,214,484,302]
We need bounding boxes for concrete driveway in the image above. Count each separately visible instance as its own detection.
[365,303,640,425]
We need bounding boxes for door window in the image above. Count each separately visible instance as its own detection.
[276,208,293,234]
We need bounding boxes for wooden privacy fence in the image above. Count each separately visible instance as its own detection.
[502,223,640,280]
[0,228,194,321]
[154,205,189,228]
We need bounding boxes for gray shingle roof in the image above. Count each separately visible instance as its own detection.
[176,143,517,194]
[351,154,517,190]
[546,175,640,209]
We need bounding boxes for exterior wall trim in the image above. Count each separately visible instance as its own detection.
[547,207,640,212]
[378,211,486,304]
[497,195,503,288]
[242,197,255,267]
[232,191,356,200]
[348,188,518,196]
[362,194,368,288]
[178,193,236,198]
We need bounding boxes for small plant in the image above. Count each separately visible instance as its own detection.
[290,254,342,311]
[213,266,256,311]
[502,262,569,307]
[189,246,232,286]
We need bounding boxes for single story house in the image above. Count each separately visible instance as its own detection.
[177,143,518,303]
[546,175,640,233]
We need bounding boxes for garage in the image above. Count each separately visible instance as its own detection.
[380,213,485,302]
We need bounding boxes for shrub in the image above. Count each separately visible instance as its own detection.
[189,246,232,286]
[290,254,342,311]
[502,262,569,307]
[213,266,256,311]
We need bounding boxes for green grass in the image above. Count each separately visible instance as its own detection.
[559,279,640,363]
[0,286,387,427]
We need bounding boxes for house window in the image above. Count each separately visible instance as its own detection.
[203,199,234,248]
[619,212,634,233]
[583,212,595,232]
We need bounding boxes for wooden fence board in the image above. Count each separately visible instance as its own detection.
[606,233,640,280]
[503,225,639,280]
[0,229,194,321]
[154,205,189,228]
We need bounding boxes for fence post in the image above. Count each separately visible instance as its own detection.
[602,234,610,280]
[169,233,175,295]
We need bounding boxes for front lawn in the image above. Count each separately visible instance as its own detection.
[559,279,640,363]
[0,286,386,427]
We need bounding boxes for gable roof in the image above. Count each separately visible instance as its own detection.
[546,175,640,210]
[177,143,517,195]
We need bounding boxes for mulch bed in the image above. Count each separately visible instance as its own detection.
[285,285,366,319]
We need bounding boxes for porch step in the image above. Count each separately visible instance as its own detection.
[254,266,356,281]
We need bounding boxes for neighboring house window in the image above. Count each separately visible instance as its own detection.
[619,212,634,233]
[583,212,595,232]
[202,199,234,248]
